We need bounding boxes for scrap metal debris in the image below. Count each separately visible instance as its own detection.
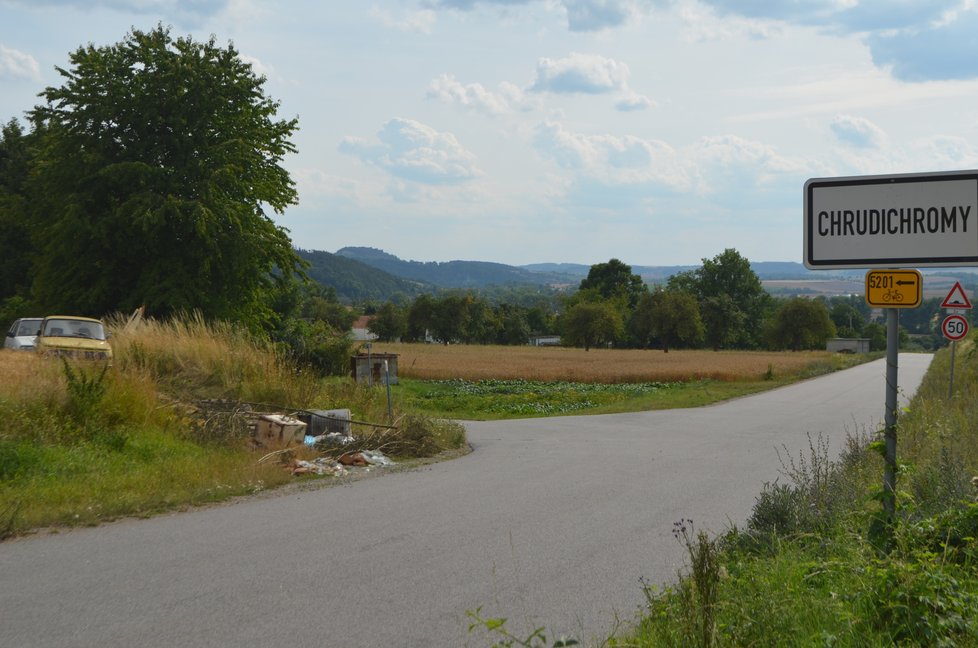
[304,431,356,447]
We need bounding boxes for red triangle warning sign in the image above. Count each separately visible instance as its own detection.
[941,281,973,309]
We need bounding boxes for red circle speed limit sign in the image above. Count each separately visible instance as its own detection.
[942,314,969,341]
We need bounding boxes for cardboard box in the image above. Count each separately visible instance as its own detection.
[255,414,307,446]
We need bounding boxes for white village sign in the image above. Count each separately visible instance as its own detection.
[804,170,978,269]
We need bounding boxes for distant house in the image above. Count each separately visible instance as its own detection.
[529,335,561,347]
[351,316,379,342]
[827,338,870,353]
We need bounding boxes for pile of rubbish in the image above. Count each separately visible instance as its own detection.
[251,408,397,478]
[286,457,350,477]
[282,448,396,476]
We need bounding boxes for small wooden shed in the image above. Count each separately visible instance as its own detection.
[350,352,399,385]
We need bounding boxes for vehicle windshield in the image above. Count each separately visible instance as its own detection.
[16,320,41,336]
[43,319,107,340]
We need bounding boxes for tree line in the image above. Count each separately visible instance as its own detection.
[362,250,955,353]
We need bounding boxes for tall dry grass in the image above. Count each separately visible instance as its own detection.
[0,348,64,407]
[380,343,843,383]
[106,312,320,406]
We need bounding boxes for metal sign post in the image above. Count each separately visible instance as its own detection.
[948,341,956,400]
[940,283,972,400]
[882,308,899,519]
[365,342,373,387]
[384,360,393,422]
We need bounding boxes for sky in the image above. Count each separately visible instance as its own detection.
[2,1,978,267]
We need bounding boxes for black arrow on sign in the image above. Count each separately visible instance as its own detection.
[896,280,915,285]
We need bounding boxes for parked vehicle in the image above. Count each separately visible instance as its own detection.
[36,316,113,361]
[4,317,43,351]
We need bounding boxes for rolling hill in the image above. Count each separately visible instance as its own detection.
[296,248,432,302]
[335,246,578,288]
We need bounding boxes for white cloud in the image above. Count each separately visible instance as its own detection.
[531,52,629,94]
[432,0,644,31]
[829,114,886,149]
[674,1,778,42]
[698,0,884,25]
[0,44,40,81]
[533,121,811,210]
[867,12,978,82]
[293,168,362,200]
[239,54,275,81]
[562,0,643,32]
[433,0,533,7]
[697,0,978,82]
[338,117,482,185]
[426,74,537,114]
[615,92,654,111]
[533,120,689,188]
[834,0,958,32]
[688,134,810,201]
[371,6,437,33]
[908,136,978,170]
[10,0,229,25]
[529,52,653,110]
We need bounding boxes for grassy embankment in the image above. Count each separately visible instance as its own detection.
[387,343,877,419]
[0,316,464,537]
[608,344,978,647]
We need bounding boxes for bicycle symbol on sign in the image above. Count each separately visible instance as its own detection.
[882,289,904,303]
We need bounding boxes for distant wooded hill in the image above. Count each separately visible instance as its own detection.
[335,246,578,288]
[299,246,850,303]
[296,248,433,302]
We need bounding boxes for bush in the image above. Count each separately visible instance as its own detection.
[855,555,978,645]
[744,432,867,547]
[328,414,466,459]
[275,318,356,377]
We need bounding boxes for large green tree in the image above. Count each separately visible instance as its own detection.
[299,285,358,332]
[649,289,704,353]
[0,119,36,308]
[764,297,836,350]
[668,248,770,349]
[561,301,623,351]
[579,258,647,308]
[826,298,867,338]
[700,294,745,351]
[406,294,436,342]
[368,302,408,342]
[27,26,302,327]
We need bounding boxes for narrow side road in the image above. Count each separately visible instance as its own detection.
[0,354,931,647]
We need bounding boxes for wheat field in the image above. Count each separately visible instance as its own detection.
[376,343,843,383]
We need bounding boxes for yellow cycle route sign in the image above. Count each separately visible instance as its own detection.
[865,269,922,308]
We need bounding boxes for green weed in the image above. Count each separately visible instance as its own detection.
[467,608,580,648]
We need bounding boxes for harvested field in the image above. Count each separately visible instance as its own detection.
[376,343,845,383]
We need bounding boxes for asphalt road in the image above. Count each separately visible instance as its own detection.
[0,354,932,648]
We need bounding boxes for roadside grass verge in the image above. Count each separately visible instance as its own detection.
[0,315,465,537]
[620,340,978,648]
